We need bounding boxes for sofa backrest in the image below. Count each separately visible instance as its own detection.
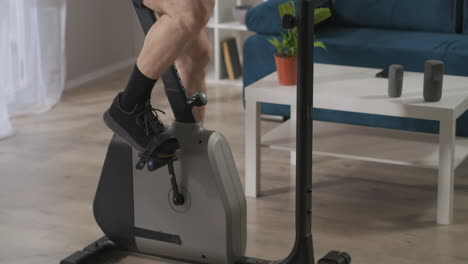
[332,0,458,33]
[246,0,295,35]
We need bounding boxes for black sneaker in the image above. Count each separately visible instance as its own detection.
[103,93,180,157]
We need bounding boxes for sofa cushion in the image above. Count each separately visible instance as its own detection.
[332,0,458,33]
[244,27,468,87]
[315,25,468,76]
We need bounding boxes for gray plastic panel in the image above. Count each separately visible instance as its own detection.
[208,133,247,256]
[133,123,246,263]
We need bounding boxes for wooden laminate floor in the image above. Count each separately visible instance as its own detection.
[1,69,468,264]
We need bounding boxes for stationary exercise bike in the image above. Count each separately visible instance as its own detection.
[61,1,351,263]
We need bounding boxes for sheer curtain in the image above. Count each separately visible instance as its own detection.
[0,0,67,139]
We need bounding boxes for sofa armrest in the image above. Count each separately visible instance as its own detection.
[246,0,331,34]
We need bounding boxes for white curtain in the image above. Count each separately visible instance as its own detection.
[0,0,67,139]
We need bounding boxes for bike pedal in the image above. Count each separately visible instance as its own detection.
[147,156,177,172]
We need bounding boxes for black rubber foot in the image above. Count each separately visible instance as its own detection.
[60,237,120,264]
[318,251,351,264]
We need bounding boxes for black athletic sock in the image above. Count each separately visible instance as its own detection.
[120,65,158,112]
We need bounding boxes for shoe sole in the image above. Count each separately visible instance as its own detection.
[103,111,180,158]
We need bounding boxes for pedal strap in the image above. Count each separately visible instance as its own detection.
[136,133,179,171]
[136,140,160,170]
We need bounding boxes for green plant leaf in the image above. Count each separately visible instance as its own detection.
[280,32,288,39]
[314,8,331,24]
[268,38,279,49]
[273,1,326,57]
[314,41,327,50]
[279,1,296,18]
[269,36,290,55]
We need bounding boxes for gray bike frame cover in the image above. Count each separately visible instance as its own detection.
[133,122,247,263]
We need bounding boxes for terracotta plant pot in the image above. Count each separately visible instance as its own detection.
[274,55,297,86]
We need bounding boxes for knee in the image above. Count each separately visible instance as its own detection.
[179,41,213,71]
[194,41,213,68]
[175,0,215,35]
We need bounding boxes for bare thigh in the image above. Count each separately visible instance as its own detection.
[142,0,214,24]
[135,0,214,79]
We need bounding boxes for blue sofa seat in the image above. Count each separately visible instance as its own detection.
[245,25,468,87]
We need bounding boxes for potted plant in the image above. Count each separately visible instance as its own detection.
[269,1,330,85]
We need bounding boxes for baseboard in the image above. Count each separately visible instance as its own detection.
[65,58,136,90]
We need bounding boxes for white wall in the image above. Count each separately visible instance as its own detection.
[65,0,144,89]
[63,0,265,90]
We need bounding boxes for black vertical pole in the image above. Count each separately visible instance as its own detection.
[282,0,316,263]
[296,0,315,241]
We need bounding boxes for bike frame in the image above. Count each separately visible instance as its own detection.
[131,0,316,262]
[61,1,318,263]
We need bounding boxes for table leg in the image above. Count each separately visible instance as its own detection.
[290,151,296,166]
[245,100,261,197]
[437,117,456,225]
[290,101,297,166]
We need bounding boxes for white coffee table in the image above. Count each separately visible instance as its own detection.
[245,63,468,225]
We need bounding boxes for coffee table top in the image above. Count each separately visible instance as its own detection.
[246,64,468,121]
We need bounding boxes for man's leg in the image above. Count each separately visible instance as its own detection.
[121,0,215,110]
[175,31,213,123]
[136,0,214,79]
[104,0,214,153]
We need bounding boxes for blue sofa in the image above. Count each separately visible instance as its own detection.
[244,0,468,136]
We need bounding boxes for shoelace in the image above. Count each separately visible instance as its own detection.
[136,105,166,136]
